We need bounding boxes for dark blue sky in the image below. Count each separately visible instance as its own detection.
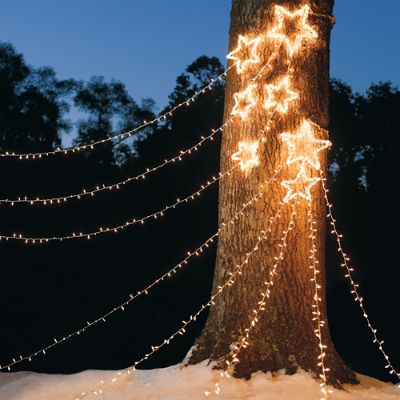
[1,0,399,109]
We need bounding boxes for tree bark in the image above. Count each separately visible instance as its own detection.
[188,0,357,387]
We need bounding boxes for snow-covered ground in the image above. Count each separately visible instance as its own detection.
[0,362,398,400]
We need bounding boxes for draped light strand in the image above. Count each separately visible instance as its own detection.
[0,66,234,160]
[75,197,288,400]
[1,174,283,371]
[207,201,297,397]
[307,204,332,400]
[321,175,400,385]
[0,121,230,206]
[0,166,239,244]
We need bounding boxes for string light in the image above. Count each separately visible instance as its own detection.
[207,202,297,397]
[321,174,400,386]
[0,121,230,206]
[281,119,331,171]
[0,166,238,244]
[0,182,274,372]
[263,76,299,114]
[231,84,257,120]
[227,35,262,74]
[0,66,233,160]
[307,204,332,400]
[75,194,288,400]
[231,140,260,173]
[267,5,318,57]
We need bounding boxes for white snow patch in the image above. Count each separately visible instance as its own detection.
[0,362,398,400]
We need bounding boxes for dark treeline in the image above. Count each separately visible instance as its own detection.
[0,42,398,381]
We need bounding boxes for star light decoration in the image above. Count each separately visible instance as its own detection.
[282,164,320,203]
[231,140,260,173]
[267,5,318,56]
[264,76,299,114]
[227,35,262,74]
[231,84,257,120]
[281,119,331,170]
[280,119,331,203]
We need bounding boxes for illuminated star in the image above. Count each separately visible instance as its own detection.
[264,76,299,113]
[282,165,320,203]
[267,5,318,56]
[280,119,331,170]
[227,35,262,74]
[231,140,260,173]
[231,84,257,120]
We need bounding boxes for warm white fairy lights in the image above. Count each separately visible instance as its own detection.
[0,121,229,206]
[0,183,272,372]
[207,202,297,397]
[267,5,318,56]
[307,204,332,400]
[75,194,288,400]
[0,166,238,244]
[321,175,400,386]
[227,35,262,74]
[0,66,233,160]
[231,140,260,173]
[263,76,299,114]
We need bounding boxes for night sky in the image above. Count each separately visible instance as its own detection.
[0,0,399,109]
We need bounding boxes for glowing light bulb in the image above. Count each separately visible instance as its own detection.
[264,76,299,113]
[231,84,257,120]
[267,5,318,56]
[231,140,260,173]
[280,119,331,171]
[227,34,262,74]
[282,165,320,203]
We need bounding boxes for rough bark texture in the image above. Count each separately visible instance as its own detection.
[188,0,356,387]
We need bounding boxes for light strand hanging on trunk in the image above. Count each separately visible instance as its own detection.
[75,200,290,400]
[307,204,332,400]
[321,174,400,386]
[206,201,297,397]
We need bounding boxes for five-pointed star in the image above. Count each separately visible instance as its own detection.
[227,35,262,74]
[231,140,260,172]
[280,119,331,171]
[267,5,318,56]
[264,76,299,113]
[282,165,320,203]
[231,84,257,120]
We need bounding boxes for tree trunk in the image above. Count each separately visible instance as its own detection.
[189,0,357,387]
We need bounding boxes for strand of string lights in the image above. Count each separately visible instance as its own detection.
[206,201,297,397]
[0,121,230,206]
[75,199,289,400]
[0,166,239,244]
[2,45,281,206]
[0,172,282,371]
[307,204,332,400]
[0,66,234,160]
[320,174,400,385]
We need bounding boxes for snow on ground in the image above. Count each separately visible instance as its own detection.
[0,362,398,400]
